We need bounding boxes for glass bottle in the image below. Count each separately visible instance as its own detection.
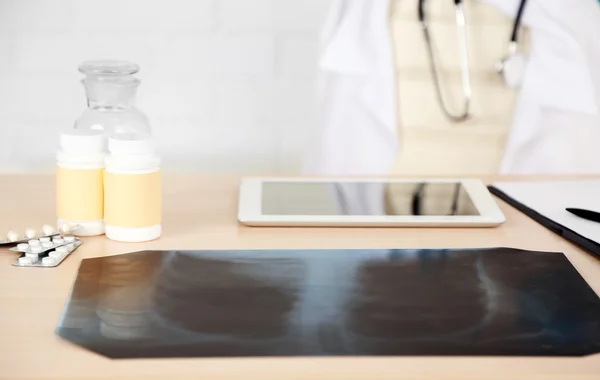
[74,60,151,137]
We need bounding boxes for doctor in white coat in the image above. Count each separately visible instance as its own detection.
[484,0,600,174]
[310,0,600,177]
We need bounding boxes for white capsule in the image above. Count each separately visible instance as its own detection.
[49,250,62,259]
[25,252,39,259]
[42,224,55,236]
[18,256,33,265]
[41,241,53,248]
[25,228,36,239]
[39,237,51,243]
[17,243,29,250]
[55,246,68,254]
[63,236,75,243]
[28,239,40,246]
[66,243,75,250]
[52,237,64,245]
[30,245,43,253]
[42,257,56,266]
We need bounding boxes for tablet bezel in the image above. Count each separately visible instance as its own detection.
[238,177,506,227]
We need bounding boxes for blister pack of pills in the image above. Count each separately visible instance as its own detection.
[0,223,79,246]
[11,235,82,268]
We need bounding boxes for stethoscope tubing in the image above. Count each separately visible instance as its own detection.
[418,0,472,122]
[419,0,528,120]
[511,0,528,44]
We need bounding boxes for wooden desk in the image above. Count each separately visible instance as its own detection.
[1,175,599,380]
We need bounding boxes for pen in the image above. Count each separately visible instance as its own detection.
[566,208,600,224]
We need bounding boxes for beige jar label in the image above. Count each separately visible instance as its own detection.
[104,170,161,228]
[56,166,104,221]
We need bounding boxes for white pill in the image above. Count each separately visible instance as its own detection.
[52,238,64,245]
[63,236,75,243]
[7,231,19,242]
[59,223,72,234]
[42,224,55,236]
[39,237,51,243]
[25,228,36,239]
[30,245,43,253]
[49,251,62,259]
[28,239,40,246]
[66,243,75,250]
[55,246,68,254]
[17,243,29,250]
[25,252,39,259]
[42,257,56,266]
[41,241,53,248]
[18,257,33,265]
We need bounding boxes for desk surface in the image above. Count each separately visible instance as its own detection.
[1,175,599,380]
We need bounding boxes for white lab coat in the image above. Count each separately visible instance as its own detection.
[303,0,397,176]
[304,0,396,215]
[483,0,600,174]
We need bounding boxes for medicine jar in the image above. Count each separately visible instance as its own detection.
[74,60,151,136]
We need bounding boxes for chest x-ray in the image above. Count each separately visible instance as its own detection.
[56,248,600,358]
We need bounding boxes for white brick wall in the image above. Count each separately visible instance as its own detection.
[218,0,273,31]
[0,0,332,174]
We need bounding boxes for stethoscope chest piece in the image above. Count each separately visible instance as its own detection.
[496,48,527,89]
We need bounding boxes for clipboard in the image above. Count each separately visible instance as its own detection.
[489,181,600,259]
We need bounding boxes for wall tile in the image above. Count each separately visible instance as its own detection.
[0,75,80,123]
[72,0,214,31]
[217,0,274,31]
[0,0,73,31]
[273,0,332,32]
[0,33,13,73]
[211,35,276,77]
[276,37,319,78]
[214,79,272,126]
[0,114,62,173]
[268,79,318,123]
[10,32,77,75]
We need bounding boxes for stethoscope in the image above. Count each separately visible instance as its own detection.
[418,0,529,122]
[418,0,472,122]
[495,0,529,88]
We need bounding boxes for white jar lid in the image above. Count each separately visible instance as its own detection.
[60,130,105,154]
[108,133,155,155]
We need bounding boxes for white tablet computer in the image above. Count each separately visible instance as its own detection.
[238,177,506,227]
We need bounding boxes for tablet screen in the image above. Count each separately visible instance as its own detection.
[261,182,480,216]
